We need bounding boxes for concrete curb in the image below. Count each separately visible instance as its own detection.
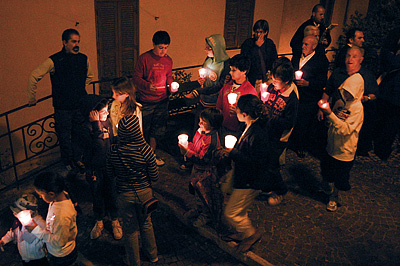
[155,191,275,266]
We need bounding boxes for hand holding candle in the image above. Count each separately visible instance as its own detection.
[225,135,237,149]
[318,99,331,114]
[170,82,179,93]
[178,134,189,148]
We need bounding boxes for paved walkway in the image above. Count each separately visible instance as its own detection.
[0,145,399,265]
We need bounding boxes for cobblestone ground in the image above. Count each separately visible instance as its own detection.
[0,140,399,266]
[154,144,400,266]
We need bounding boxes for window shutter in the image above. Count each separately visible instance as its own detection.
[224,0,255,49]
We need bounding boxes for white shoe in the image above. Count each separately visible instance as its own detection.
[112,219,123,240]
[90,220,104,239]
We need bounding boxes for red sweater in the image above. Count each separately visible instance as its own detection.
[216,79,257,131]
[133,50,173,103]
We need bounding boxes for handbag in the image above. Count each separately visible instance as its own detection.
[116,149,158,215]
[141,195,159,216]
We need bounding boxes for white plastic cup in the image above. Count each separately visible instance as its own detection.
[198,68,207,79]
[225,135,237,149]
[170,82,179,93]
[261,91,270,103]
[227,93,238,105]
[15,210,33,226]
[295,70,303,80]
[178,134,189,148]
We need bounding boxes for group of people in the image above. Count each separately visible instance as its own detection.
[7,4,398,265]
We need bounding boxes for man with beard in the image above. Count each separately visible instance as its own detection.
[27,29,94,175]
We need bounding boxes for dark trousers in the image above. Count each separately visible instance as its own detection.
[320,152,354,191]
[264,141,288,195]
[48,247,77,266]
[54,109,87,167]
[90,167,118,220]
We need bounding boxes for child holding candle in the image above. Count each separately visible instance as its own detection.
[0,194,50,266]
[28,172,78,266]
[262,57,299,206]
[178,108,224,228]
[318,72,364,212]
[132,31,173,167]
[216,54,257,144]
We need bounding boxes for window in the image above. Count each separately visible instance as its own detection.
[224,0,255,49]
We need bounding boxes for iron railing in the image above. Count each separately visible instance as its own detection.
[0,50,337,191]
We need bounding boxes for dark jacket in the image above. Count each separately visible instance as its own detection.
[49,49,88,110]
[229,119,270,190]
[291,52,329,104]
[290,18,332,58]
[240,37,278,86]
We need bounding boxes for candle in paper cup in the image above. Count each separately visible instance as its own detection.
[198,68,207,79]
[170,82,179,93]
[318,99,329,109]
[225,135,237,149]
[15,210,33,226]
[295,70,303,80]
[178,134,189,148]
[261,91,270,103]
[227,93,238,105]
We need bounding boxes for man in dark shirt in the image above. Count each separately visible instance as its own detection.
[290,4,332,58]
[27,29,94,173]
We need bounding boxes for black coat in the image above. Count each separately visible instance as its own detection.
[229,119,271,190]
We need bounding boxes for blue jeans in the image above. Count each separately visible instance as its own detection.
[118,188,158,266]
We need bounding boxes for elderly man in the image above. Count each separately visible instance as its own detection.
[290,4,332,57]
[322,46,378,156]
[335,28,365,69]
[27,29,94,174]
[290,35,329,157]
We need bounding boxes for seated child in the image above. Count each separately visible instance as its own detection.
[0,194,49,266]
[178,108,224,228]
[28,172,78,266]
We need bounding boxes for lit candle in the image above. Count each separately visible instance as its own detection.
[225,135,237,149]
[178,134,189,148]
[318,99,329,109]
[15,210,33,226]
[295,70,303,80]
[260,83,268,93]
[170,82,179,93]
[261,91,270,103]
[227,93,238,105]
[198,68,207,79]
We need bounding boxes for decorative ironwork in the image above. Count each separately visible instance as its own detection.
[27,116,58,155]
